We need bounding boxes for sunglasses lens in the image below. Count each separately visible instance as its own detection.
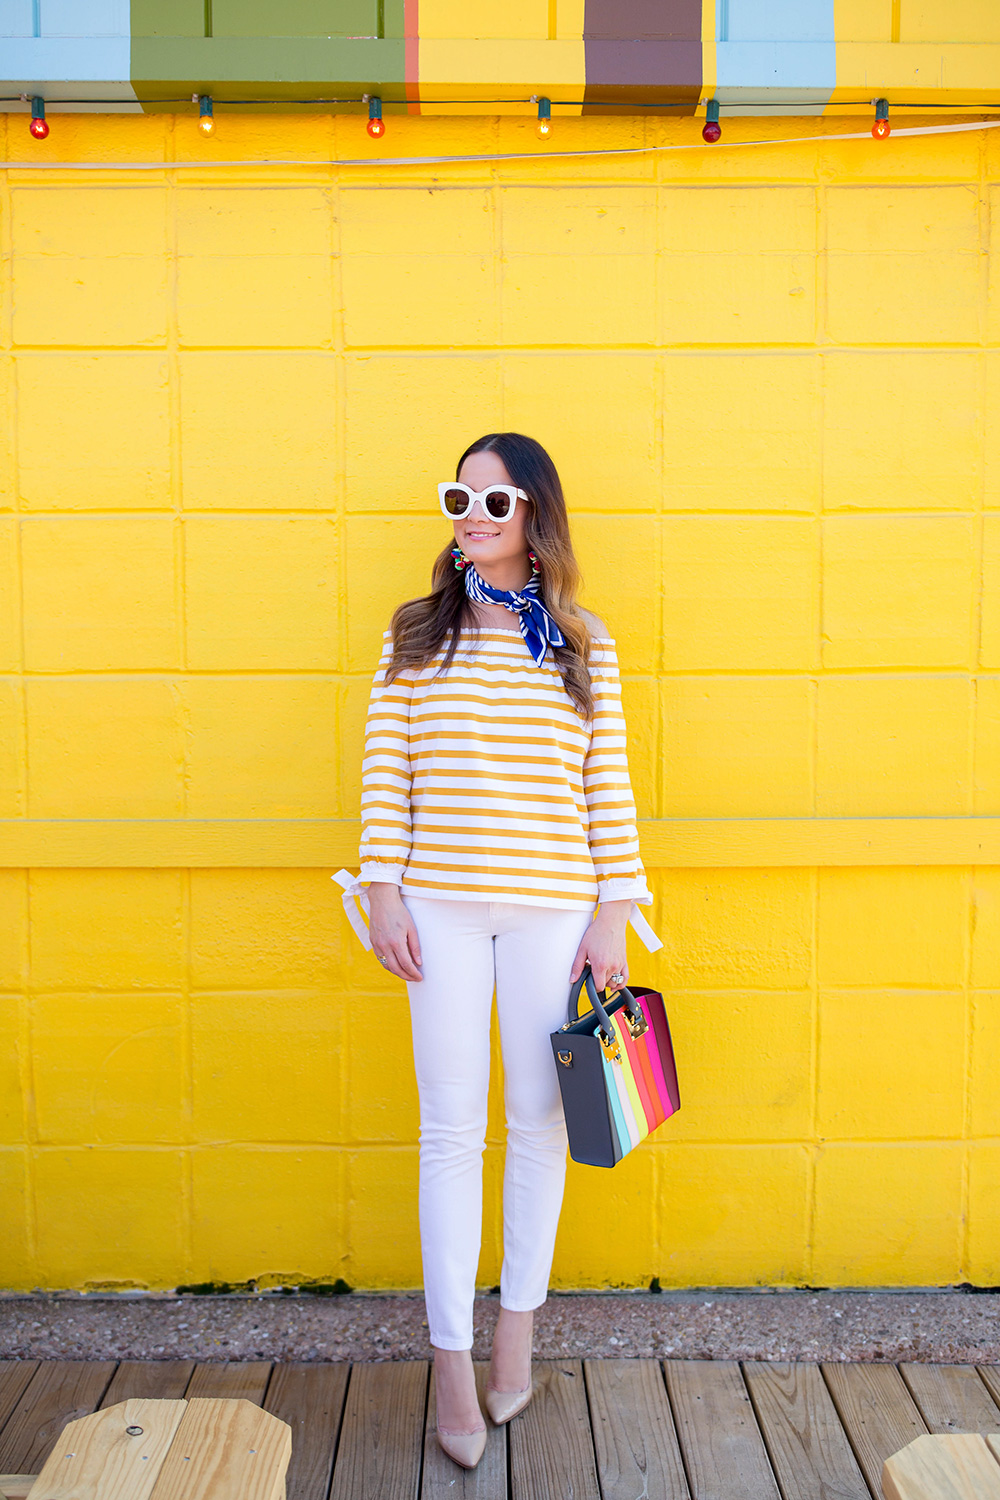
[484,490,513,519]
[442,487,471,516]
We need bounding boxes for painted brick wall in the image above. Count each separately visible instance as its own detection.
[1,110,998,1292]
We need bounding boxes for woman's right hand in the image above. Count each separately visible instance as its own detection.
[367,883,423,981]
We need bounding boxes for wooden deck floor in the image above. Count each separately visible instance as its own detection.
[1,1356,999,1499]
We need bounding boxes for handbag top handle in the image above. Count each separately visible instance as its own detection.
[566,964,646,1041]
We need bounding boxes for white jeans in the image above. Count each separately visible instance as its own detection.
[401,892,596,1351]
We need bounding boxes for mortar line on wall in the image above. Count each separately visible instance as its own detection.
[329,120,348,831]
[804,866,819,1286]
[180,867,194,1278]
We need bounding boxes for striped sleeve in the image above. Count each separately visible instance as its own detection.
[358,632,413,886]
[583,638,653,907]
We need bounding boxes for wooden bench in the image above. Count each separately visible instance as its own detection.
[0,1396,291,1499]
[883,1432,1000,1498]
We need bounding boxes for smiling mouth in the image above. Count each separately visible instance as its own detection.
[466,530,499,538]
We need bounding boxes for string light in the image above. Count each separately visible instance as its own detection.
[702,98,721,144]
[872,97,890,139]
[537,97,552,139]
[367,96,385,138]
[29,96,48,140]
[197,94,215,134]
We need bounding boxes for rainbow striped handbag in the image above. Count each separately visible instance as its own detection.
[550,964,681,1168]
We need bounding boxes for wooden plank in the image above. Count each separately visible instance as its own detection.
[882,1433,1000,1500]
[742,1362,871,1500]
[978,1368,1000,1413]
[185,1361,272,1404]
[147,1397,291,1500]
[422,1361,505,1500]
[329,1362,427,1500]
[264,1362,350,1500]
[26,1396,187,1500]
[101,1362,196,1405]
[663,1359,781,1500]
[0,1361,117,1474]
[0,1479,39,1500]
[822,1364,928,1500]
[584,1359,690,1500]
[509,1360,600,1500]
[0,1366,39,1441]
[899,1364,1000,1435]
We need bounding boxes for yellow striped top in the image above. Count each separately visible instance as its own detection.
[334,625,660,950]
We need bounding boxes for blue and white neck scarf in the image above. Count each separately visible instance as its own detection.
[463,561,566,667]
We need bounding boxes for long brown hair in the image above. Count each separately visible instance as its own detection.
[384,432,596,719]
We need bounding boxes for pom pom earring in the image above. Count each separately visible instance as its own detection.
[451,545,469,570]
[528,550,539,576]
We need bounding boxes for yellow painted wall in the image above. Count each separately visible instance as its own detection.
[1,110,999,1293]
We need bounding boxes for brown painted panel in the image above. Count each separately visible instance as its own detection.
[584,0,702,41]
[583,3,701,111]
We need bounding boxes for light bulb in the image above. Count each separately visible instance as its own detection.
[367,117,385,138]
[30,97,48,139]
[537,118,551,139]
[198,94,215,134]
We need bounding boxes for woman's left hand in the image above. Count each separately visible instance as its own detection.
[569,901,631,992]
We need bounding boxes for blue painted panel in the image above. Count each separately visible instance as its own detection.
[718,0,834,44]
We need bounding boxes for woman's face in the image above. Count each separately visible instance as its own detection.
[454,449,531,572]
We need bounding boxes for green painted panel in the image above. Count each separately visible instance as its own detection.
[212,1,380,39]
[131,0,207,38]
[130,37,407,103]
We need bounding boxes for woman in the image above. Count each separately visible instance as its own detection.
[334,432,661,1469]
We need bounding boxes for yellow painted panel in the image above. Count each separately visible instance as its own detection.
[0,520,18,671]
[663,991,812,1143]
[178,256,334,348]
[184,516,339,671]
[970,991,1000,1136]
[652,869,813,990]
[972,871,1000,987]
[0,1150,33,1287]
[619,677,658,819]
[660,677,813,817]
[834,0,893,43]
[0,680,21,819]
[17,353,172,511]
[179,353,337,510]
[816,676,971,816]
[901,2,1000,44]
[345,515,450,670]
[416,39,586,102]
[554,1147,658,1287]
[31,993,184,1145]
[662,352,821,512]
[660,254,815,345]
[189,870,348,987]
[975,676,1000,814]
[180,677,340,817]
[0,357,15,512]
[661,516,819,671]
[345,1148,419,1284]
[338,187,494,256]
[10,187,167,258]
[343,253,498,346]
[345,355,501,508]
[982,517,1000,668]
[418,0,550,40]
[190,1147,346,1282]
[191,992,342,1142]
[502,354,659,513]
[26,677,183,819]
[811,1144,963,1285]
[822,351,981,512]
[569,514,660,673]
[821,515,974,669]
[0,871,26,990]
[34,1148,186,1288]
[825,186,979,253]
[650,1145,809,1287]
[0,996,24,1145]
[826,252,981,345]
[28,870,184,991]
[503,253,656,346]
[659,187,817,254]
[175,187,332,257]
[817,988,966,1139]
[831,43,1000,105]
[12,258,168,348]
[344,998,420,1142]
[21,516,179,671]
[817,868,967,986]
[967,1144,1000,1286]
[501,186,656,254]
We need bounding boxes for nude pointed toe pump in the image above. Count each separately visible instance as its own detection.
[485,1382,533,1425]
[437,1425,488,1469]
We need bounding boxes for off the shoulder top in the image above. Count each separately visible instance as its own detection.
[334,626,662,953]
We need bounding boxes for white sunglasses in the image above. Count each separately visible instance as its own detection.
[438,481,529,523]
